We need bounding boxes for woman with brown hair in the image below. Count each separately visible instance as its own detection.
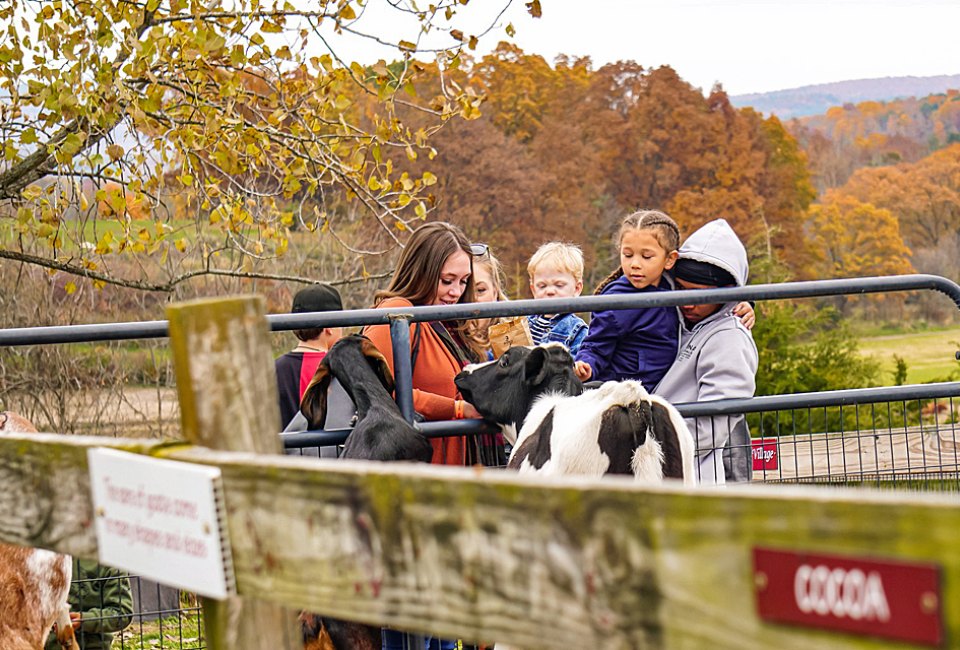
[362,221,484,467]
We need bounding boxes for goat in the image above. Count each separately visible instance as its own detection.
[455,344,696,484]
[0,412,80,650]
[300,334,432,462]
[298,335,432,649]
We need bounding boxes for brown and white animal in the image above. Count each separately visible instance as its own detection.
[0,412,80,650]
[455,344,697,484]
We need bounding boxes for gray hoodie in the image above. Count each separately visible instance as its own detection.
[654,219,758,485]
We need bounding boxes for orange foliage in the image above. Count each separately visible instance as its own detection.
[806,193,914,280]
[834,144,960,247]
[95,182,149,220]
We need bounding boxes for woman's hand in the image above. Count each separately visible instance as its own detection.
[733,302,755,330]
[574,360,592,381]
[461,401,482,419]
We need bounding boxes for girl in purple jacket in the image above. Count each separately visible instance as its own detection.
[575,210,681,387]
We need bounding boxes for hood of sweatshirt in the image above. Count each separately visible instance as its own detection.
[677,218,748,287]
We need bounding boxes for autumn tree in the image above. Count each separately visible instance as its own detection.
[0,0,537,292]
[835,144,960,248]
[790,91,960,190]
[806,192,914,279]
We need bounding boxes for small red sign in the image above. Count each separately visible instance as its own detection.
[754,547,942,646]
[751,437,779,471]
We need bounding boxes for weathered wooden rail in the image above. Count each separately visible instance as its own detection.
[2,295,959,649]
[3,433,960,649]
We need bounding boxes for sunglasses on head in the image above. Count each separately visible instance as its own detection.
[470,243,490,257]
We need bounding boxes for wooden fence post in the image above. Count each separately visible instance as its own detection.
[167,295,298,650]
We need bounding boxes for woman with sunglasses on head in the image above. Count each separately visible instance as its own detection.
[362,221,486,467]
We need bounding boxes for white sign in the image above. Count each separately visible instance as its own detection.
[88,448,236,600]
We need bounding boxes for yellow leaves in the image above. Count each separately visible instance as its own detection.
[230,45,247,67]
[3,139,19,161]
[55,132,84,162]
[64,281,77,295]
[21,185,43,201]
[95,231,115,255]
[0,0,515,285]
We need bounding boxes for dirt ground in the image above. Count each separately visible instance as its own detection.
[5,386,181,439]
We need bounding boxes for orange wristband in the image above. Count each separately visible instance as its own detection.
[454,400,465,420]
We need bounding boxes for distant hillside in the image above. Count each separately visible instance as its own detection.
[731,74,960,119]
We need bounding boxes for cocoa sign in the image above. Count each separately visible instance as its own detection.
[753,547,942,646]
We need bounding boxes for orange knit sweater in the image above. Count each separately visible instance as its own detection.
[363,297,467,466]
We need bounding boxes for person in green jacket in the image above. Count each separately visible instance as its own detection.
[45,559,134,650]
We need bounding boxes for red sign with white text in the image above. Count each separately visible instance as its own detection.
[751,437,779,471]
[753,547,942,646]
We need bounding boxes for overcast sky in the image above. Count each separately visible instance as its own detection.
[338,0,960,96]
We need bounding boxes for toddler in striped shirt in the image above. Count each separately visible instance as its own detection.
[526,242,589,355]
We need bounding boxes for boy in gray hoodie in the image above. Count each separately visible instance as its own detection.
[654,218,758,485]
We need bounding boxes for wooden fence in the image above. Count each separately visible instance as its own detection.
[2,296,959,650]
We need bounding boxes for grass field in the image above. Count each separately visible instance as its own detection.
[858,326,960,385]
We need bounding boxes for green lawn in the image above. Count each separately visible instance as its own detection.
[858,326,960,385]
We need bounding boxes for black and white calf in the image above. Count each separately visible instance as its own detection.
[454,343,583,444]
[455,344,696,484]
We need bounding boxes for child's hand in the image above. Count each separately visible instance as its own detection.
[734,302,755,330]
[574,361,592,381]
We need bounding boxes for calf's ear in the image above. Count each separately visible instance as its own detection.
[300,358,333,429]
[523,346,550,385]
[360,338,395,394]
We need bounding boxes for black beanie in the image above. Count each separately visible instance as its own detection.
[673,258,736,287]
